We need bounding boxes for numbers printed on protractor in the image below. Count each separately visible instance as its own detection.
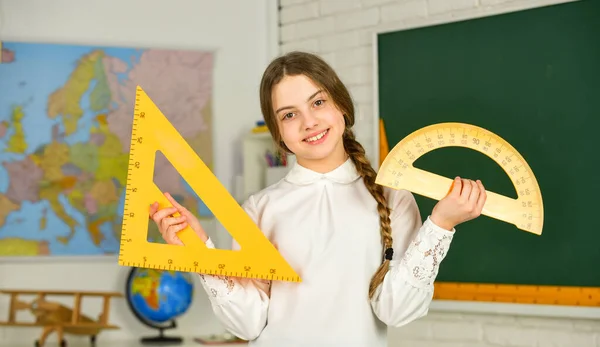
[119,86,301,282]
[376,122,544,235]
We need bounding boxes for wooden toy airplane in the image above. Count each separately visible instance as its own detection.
[0,289,123,347]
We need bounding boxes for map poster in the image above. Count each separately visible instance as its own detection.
[0,41,214,258]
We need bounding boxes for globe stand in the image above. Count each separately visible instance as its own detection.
[139,320,183,345]
[142,334,182,345]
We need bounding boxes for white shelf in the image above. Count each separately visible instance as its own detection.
[241,131,294,202]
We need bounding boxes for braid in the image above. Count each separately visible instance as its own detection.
[343,129,393,300]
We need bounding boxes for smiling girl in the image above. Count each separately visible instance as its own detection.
[149,51,487,347]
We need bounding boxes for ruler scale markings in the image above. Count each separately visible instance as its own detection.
[376,122,544,235]
[119,86,300,282]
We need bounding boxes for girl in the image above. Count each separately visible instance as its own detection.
[149,51,486,347]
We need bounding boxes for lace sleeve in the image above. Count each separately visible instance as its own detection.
[197,238,235,301]
[370,190,455,327]
[198,238,271,304]
[391,217,454,289]
[199,273,236,300]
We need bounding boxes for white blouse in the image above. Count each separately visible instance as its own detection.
[197,158,455,347]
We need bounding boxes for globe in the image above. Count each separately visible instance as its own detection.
[125,267,194,345]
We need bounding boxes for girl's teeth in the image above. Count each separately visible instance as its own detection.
[306,130,327,142]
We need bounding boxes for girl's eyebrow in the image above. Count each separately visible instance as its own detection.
[275,89,323,114]
[306,89,323,101]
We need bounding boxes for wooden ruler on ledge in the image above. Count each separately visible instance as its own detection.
[433,282,600,307]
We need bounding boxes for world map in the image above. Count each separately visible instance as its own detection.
[0,41,214,257]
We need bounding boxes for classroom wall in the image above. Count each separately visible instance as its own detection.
[0,0,277,344]
[278,0,600,346]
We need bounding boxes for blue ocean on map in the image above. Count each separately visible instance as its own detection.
[0,42,212,256]
[0,41,214,257]
[0,42,146,256]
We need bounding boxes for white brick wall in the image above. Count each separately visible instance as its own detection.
[387,311,600,347]
[278,0,600,346]
[278,0,581,163]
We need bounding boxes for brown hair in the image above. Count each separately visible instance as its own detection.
[259,51,392,300]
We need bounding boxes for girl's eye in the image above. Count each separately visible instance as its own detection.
[282,112,294,120]
[314,99,325,107]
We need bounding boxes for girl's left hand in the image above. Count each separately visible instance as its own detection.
[430,177,487,231]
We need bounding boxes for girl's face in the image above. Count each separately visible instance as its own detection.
[271,74,347,172]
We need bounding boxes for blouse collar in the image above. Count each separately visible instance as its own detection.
[284,157,361,185]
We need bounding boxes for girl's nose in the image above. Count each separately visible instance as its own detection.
[302,112,319,129]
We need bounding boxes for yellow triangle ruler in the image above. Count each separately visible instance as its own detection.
[376,122,544,235]
[118,86,301,282]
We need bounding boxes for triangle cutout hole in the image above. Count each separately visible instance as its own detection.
[149,150,231,250]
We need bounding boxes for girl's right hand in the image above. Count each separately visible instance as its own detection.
[148,192,209,245]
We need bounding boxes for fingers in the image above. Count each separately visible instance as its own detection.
[459,178,472,202]
[467,179,479,206]
[159,215,188,246]
[150,206,178,224]
[160,215,187,230]
[148,197,193,246]
[165,192,184,210]
[475,179,487,214]
[148,202,159,218]
[161,221,188,245]
[449,177,462,197]
[457,178,486,218]
[159,216,188,238]
[464,179,486,217]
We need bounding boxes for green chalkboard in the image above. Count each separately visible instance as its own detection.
[377,0,600,287]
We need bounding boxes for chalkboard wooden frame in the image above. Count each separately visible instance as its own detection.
[371,0,600,318]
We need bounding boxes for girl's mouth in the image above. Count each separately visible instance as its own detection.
[303,129,329,144]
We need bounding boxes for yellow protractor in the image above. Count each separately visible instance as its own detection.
[376,122,544,235]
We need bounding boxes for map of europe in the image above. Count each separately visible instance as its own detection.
[0,41,214,257]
